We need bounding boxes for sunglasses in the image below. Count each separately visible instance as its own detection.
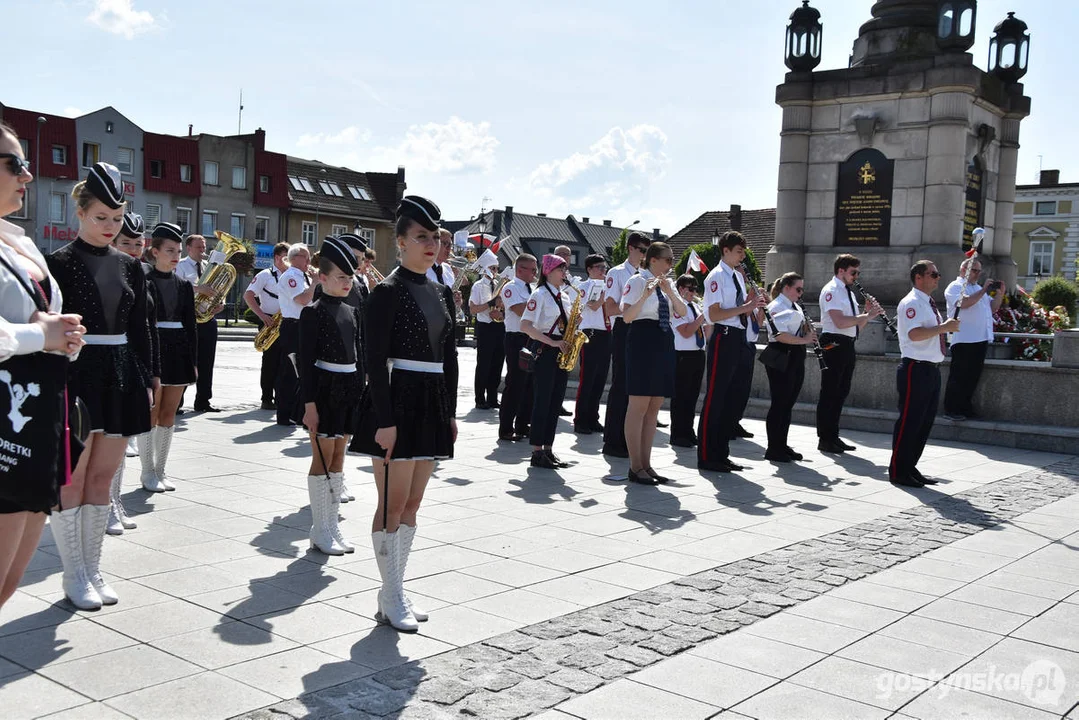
[927,271,941,279]
[1,153,31,176]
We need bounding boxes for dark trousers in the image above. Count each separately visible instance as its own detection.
[530,349,569,446]
[194,319,217,406]
[890,359,941,480]
[671,349,705,441]
[765,346,807,452]
[260,334,283,404]
[602,320,629,451]
[816,335,856,441]
[944,340,987,416]
[500,332,533,436]
[697,328,755,464]
[575,328,611,428]
[474,321,506,406]
[275,318,300,424]
[730,341,755,437]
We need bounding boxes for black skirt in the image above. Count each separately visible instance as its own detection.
[625,319,676,398]
[70,344,152,437]
[349,369,454,461]
[0,353,66,514]
[158,327,196,386]
[308,367,364,438]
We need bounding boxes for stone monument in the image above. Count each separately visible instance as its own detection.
[767,0,1032,304]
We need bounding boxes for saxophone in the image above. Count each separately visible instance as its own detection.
[194,231,247,323]
[557,288,589,371]
[254,312,281,352]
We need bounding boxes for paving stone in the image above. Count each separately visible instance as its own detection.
[501,655,560,680]
[586,658,639,680]
[416,677,476,705]
[662,624,718,644]
[638,634,696,656]
[370,662,428,691]
[545,668,605,693]
[622,612,671,632]
[459,666,527,692]
[483,631,539,654]
[605,645,664,667]
[337,679,415,716]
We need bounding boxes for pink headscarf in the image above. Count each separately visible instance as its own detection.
[541,254,567,276]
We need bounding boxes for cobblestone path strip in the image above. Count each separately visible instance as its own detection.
[234,458,1079,720]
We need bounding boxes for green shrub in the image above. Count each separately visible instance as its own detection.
[675,244,761,289]
[1031,276,1077,324]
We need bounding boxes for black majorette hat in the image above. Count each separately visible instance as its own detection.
[121,212,145,239]
[85,162,125,209]
[336,232,367,252]
[396,195,441,232]
[151,222,184,244]
[319,235,357,276]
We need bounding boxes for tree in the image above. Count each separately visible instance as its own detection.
[610,227,629,265]
[674,243,762,289]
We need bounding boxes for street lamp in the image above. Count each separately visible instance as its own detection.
[712,228,721,246]
[35,116,45,248]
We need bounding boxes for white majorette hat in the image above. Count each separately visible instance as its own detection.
[320,235,357,276]
[85,162,125,209]
[396,195,441,232]
[472,249,498,271]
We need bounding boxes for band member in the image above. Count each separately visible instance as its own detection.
[697,231,765,473]
[891,261,959,487]
[244,242,289,410]
[350,195,458,633]
[47,162,153,610]
[763,273,817,462]
[498,254,538,441]
[0,124,85,609]
[137,223,198,495]
[426,229,457,287]
[299,237,363,555]
[468,250,505,409]
[816,254,882,453]
[943,258,1003,420]
[602,232,651,457]
[275,244,318,426]
[574,254,611,434]
[621,243,684,483]
[176,234,222,413]
[670,274,710,447]
[552,245,578,416]
[315,234,368,310]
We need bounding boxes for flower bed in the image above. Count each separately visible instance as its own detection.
[992,287,1072,361]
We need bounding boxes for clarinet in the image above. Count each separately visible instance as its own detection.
[798,302,829,370]
[739,263,779,337]
[852,280,899,336]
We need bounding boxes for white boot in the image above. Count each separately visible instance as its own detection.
[114,462,136,530]
[81,505,119,605]
[50,507,102,610]
[107,464,124,536]
[307,476,345,555]
[138,432,164,492]
[398,524,428,621]
[125,436,138,457]
[339,477,354,503]
[371,530,418,632]
[152,425,176,491]
[327,472,354,553]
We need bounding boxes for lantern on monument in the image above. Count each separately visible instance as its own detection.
[936,0,977,52]
[988,12,1029,85]
[784,1,822,72]
[711,228,721,246]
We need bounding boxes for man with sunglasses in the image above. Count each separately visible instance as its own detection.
[942,259,1004,421]
[890,260,959,487]
[816,254,882,454]
[574,253,611,434]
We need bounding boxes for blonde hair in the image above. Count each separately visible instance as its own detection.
[70,181,113,211]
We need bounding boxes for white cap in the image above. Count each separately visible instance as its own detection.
[472,249,498,270]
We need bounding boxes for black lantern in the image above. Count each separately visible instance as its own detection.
[936,1,976,52]
[784,1,822,72]
[988,11,1030,84]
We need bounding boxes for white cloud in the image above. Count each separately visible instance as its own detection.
[297,126,372,148]
[62,107,85,118]
[86,0,155,39]
[372,117,499,174]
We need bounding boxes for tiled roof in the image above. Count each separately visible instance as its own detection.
[667,208,776,270]
[285,157,396,222]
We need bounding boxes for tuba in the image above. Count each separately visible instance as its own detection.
[194,231,247,323]
[254,311,281,352]
[557,288,589,371]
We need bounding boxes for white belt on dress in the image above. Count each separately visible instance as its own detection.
[157,321,183,329]
[388,358,443,374]
[82,333,127,346]
[315,359,356,373]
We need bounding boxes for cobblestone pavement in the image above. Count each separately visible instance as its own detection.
[0,342,1075,719]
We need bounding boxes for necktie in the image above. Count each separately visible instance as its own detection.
[734,273,747,329]
[656,287,671,334]
[688,303,705,348]
[526,282,533,294]
[929,297,946,355]
[847,285,859,338]
[434,265,444,284]
[197,261,204,278]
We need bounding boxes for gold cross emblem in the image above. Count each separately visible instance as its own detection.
[858,162,876,185]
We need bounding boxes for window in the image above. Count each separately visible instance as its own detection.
[180,164,192,183]
[11,190,29,219]
[1029,241,1054,276]
[18,139,29,157]
[327,182,343,197]
[318,180,333,195]
[52,145,67,165]
[201,210,218,237]
[230,213,245,238]
[302,221,317,245]
[1036,201,1056,216]
[259,175,270,193]
[299,177,315,192]
[255,217,269,242]
[347,185,371,201]
[232,166,247,189]
[149,160,163,178]
[204,161,219,186]
[81,143,99,168]
[116,147,134,175]
[288,176,304,191]
[105,121,114,134]
[331,224,347,236]
[49,193,66,223]
[145,203,162,229]
[357,227,376,246]
[176,207,192,234]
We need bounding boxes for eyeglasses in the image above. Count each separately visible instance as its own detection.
[928,271,941,279]
[0,153,31,176]
[795,287,805,294]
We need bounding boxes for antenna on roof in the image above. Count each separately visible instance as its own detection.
[237,89,244,135]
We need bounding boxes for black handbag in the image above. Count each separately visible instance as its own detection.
[758,342,790,372]
[518,341,542,373]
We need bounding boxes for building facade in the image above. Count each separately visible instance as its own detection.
[1012,170,1078,289]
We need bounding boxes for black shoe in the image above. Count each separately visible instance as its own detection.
[670,437,696,448]
[559,407,572,416]
[699,459,736,473]
[530,451,558,469]
[785,446,804,461]
[627,468,659,485]
[644,467,671,484]
[589,422,604,433]
[656,420,669,428]
[475,401,490,410]
[175,408,186,416]
[546,450,571,468]
[910,468,938,485]
[818,440,846,454]
[836,438,856,451]
[734,424,753,438]
[194,404,221,413]
[498,433,518,442]
[764,449,791,462]
[890,474,925,488]
[260,400,275,410]
[488,402,500,409]
[574,425,593,435]
[602,445,629,458]
[276,420,295,427]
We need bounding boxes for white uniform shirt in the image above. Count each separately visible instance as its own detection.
[703,260,754,343]
[766,294,806,343]
[247,266,283,316]
[469,276,499,324]
[0,219,65,361]
[819,275,859,338]
[502,277,533,334]
[426,263,456,288]
[278,266,310,320]
[897,287,945,363]
[176,255,202,285]
[521,283,570,338]
[604,260,638,325]
[579,278,607,331]
[620,269,664,321]
[944,277,994,344]
[672,300,707,352]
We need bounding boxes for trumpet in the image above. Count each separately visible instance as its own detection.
[852,280,898,336]
[365,263,385,286]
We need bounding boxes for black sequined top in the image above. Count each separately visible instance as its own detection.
[146,266,197,356]
[297,294,362,403]
[365,266,457,427]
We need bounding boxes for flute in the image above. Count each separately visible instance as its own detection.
[798,302,829,370]
[852,280,898,336]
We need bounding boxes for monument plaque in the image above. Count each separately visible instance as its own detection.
[834,148,894,247]
[963,159,984,250]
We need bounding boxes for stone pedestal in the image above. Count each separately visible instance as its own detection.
[1051,329,1079,369]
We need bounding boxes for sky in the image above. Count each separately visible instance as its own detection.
[6,0,1073,236]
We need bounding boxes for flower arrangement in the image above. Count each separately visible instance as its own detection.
[992,286,1071,361]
